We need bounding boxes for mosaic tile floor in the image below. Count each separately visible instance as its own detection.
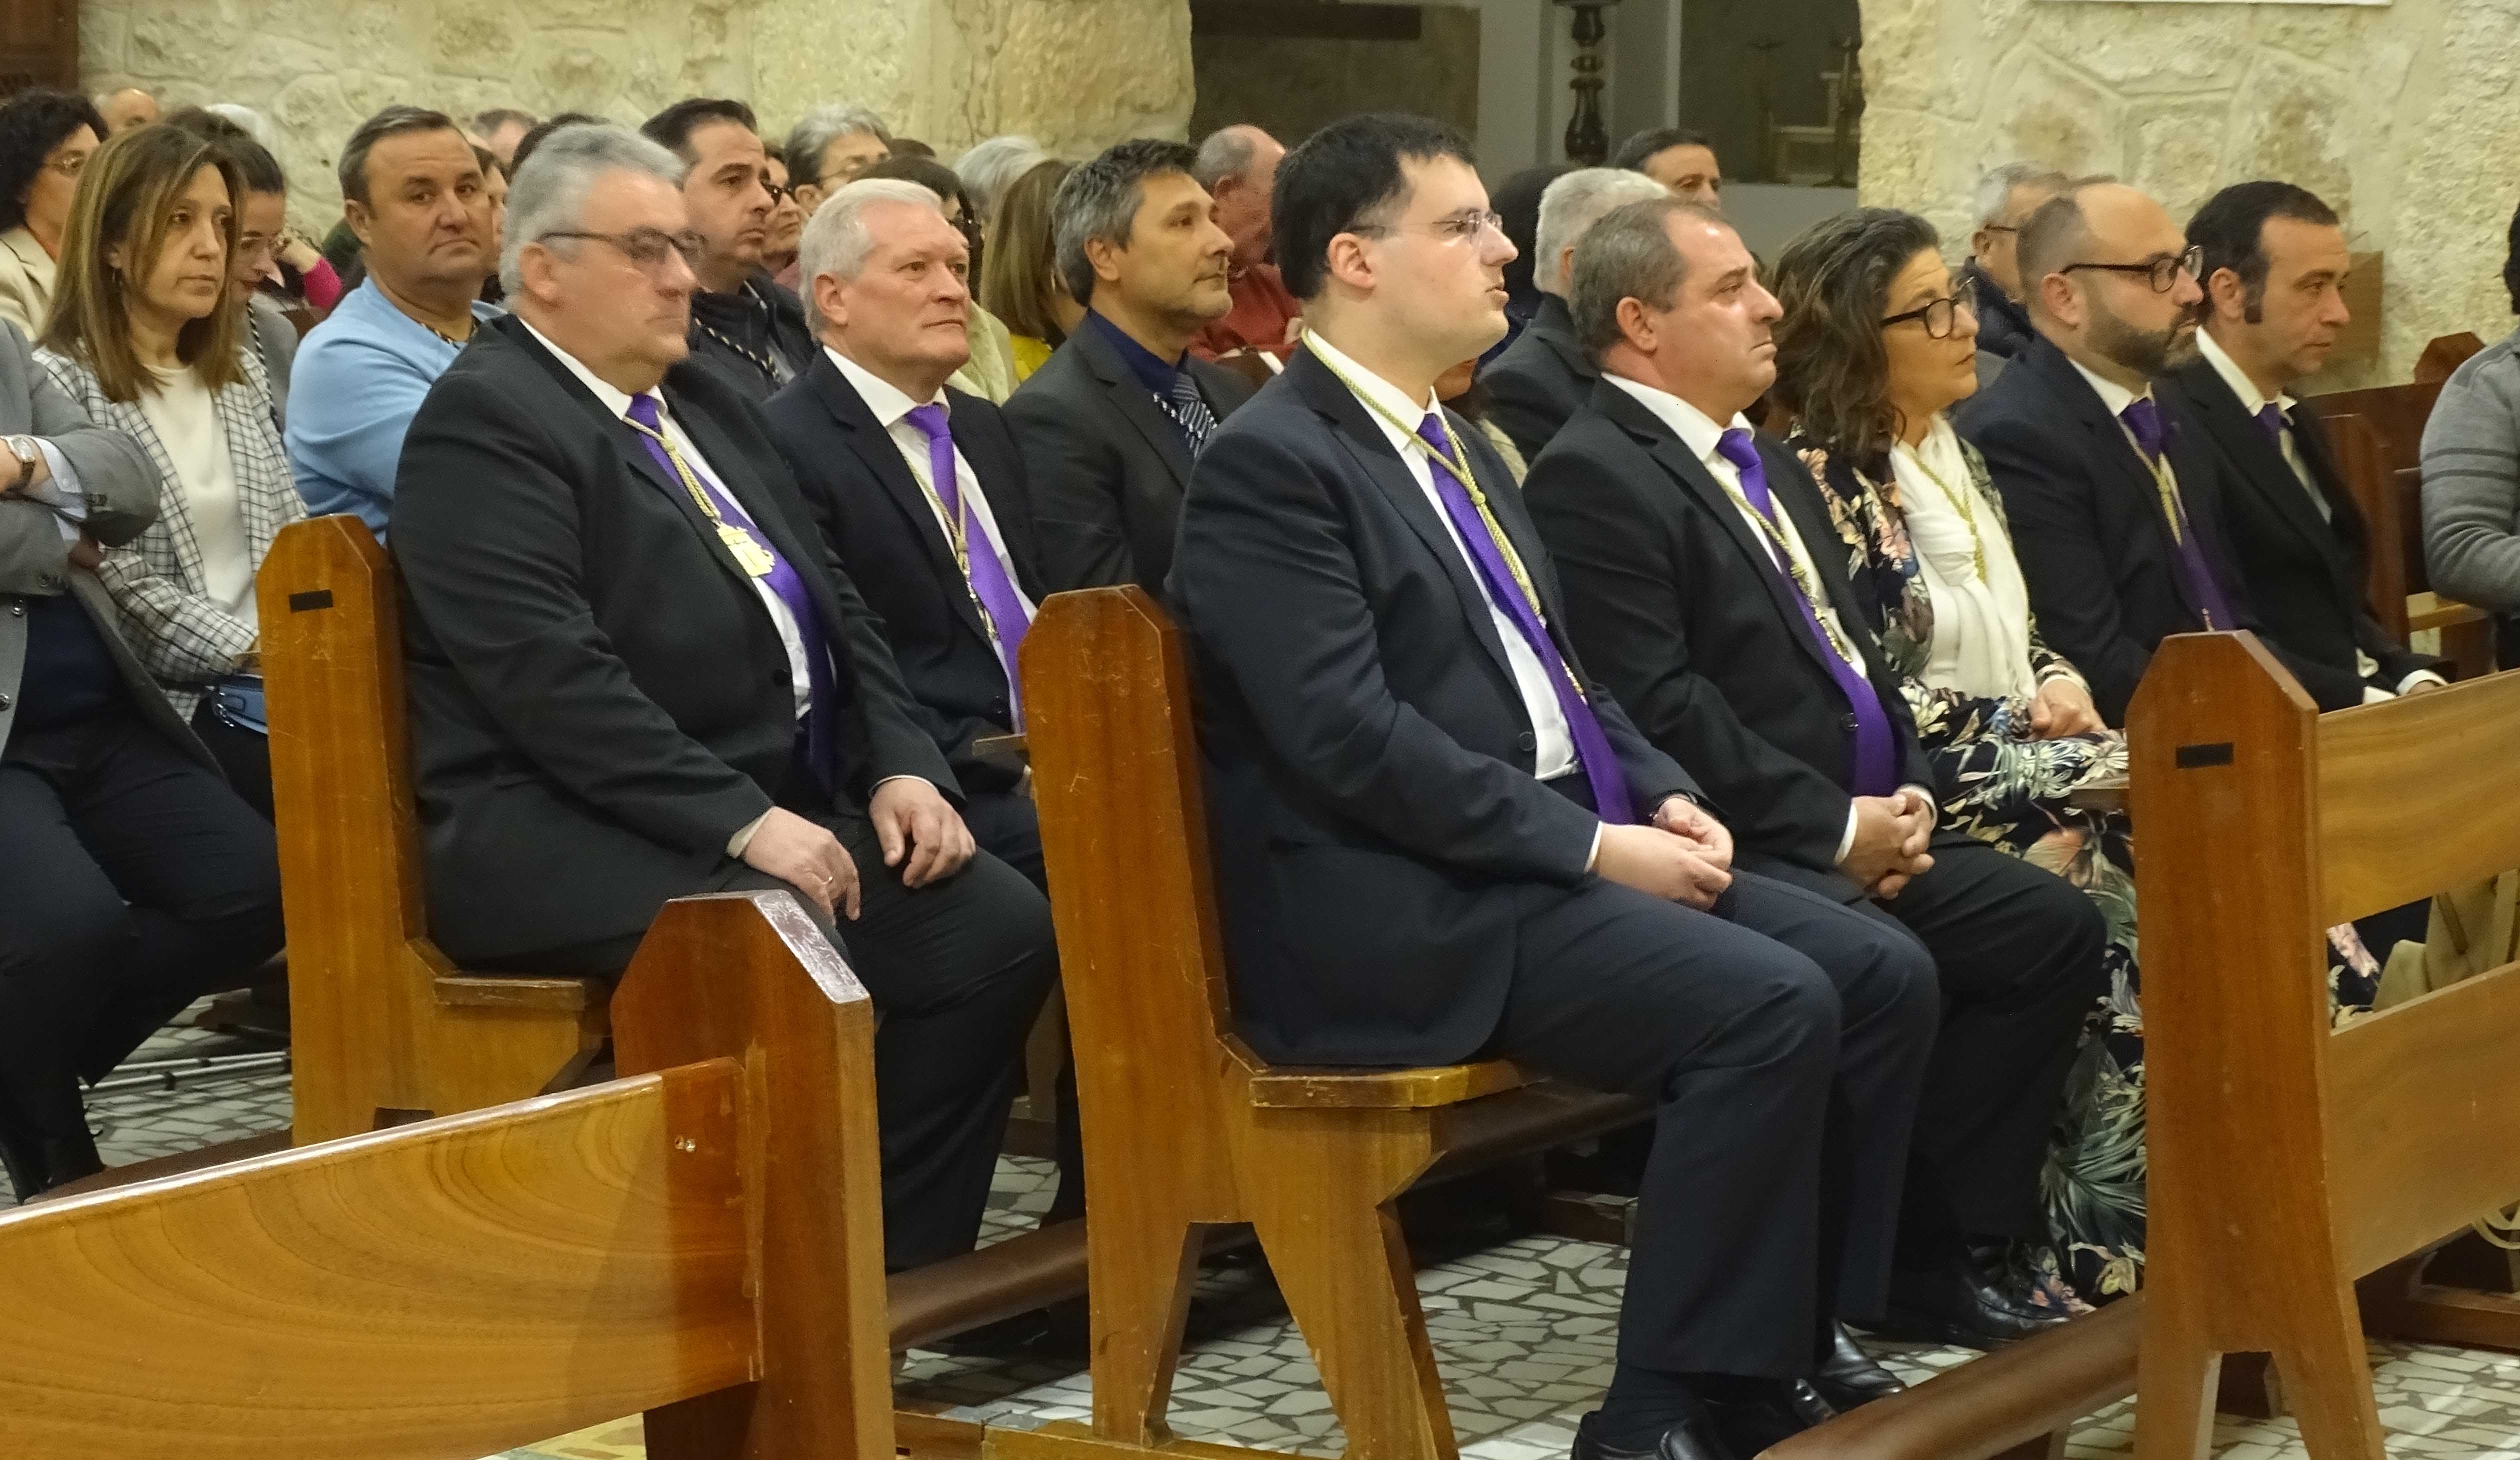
[36,1010,2520,1460]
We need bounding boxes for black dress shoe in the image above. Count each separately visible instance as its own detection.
[1572,1409,1740,1460]
[1810,1323,1906,1410]
[1873,1244,2072,1350]
[1700,1378,1838,1456]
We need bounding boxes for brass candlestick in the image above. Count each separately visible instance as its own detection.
[1556,0,1624,165]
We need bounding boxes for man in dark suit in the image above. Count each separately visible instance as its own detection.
[640,99,814,399]
[1174,113,1942,1460]
[1484,166,1667,460]
[1956,180,2327,724]
[762,177,1045,882]
[1004,139,1255,593]
[1526,196,2107,1356]
[391,126,1054,1272]
[2159,181,2445,706]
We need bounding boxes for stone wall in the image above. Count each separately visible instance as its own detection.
[81,0,1193,221]
[1858,0,2520,387]
[1188,8,1480,152]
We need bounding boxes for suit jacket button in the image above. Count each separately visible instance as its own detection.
[1839,712,1858,732]
[41,574,62,590]
[8,601,21,616]
[1518,730,1538,752]
[0,692,12,710]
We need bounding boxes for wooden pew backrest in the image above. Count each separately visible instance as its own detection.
[260,516,605,1144]
[0,892,890,1460]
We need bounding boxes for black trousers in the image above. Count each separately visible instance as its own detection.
[1486,867,1940,1378]
[188,696,274,822]
[1754,837,2110,1246]
[0,710,284,1148]
[492,803,1058,1272]
[960,784,1088,1226]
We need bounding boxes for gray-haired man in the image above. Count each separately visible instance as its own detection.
[1003,138,1253,592]
[1962,162,2068,368]
[392,126,1055,1272]
[1484,166,1669,458]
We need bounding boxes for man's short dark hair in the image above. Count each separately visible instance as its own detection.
[338,106,466,206]
[1608,127,1713,174]
[1050,138,1200,306]
[2186,180,2342,322]
[163,105,286,194]
[1568,196,1712,358]
[508,112,604,176]
[1271,112,1476,302]
[640,98,758,166]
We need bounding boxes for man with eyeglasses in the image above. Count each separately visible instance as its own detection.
[1957,180,2322,724]
[1525,196,2102,1396]
[1004,138,1252,592]
[286,106,498,538]
[640,98,814,400]
[1173,117,1947,1460]
[1960,164,2066,377]
[390,123,1056,1276]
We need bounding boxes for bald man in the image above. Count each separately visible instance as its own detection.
[1955,182,2323,724]
[1188,123,1298,361]
[94,87,158,134]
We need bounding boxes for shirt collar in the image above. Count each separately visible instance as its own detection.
[1602,372,1750,466]
[824,345,940,429]
[1304,331,1440,454]
[2196,326,2294,416]
[1083,308,1186,396]
[2066,355,2148,418]
[518,314,644,420]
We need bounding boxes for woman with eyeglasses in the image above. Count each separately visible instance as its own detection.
[1772,206,2380,1304]
[35,124,304,818]
[0,90,110,336]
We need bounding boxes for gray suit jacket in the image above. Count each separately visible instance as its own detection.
[0,321,196,762]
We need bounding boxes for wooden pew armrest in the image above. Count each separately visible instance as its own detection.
[434,974,602,1014]
[2408,591,2488,634]
[1244,1057,1533,1110]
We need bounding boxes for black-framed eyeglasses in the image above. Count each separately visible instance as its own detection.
[538,227,706,274]
[1880,292,1976,340]
[764,182,798,206]
[2062,244,2204,294]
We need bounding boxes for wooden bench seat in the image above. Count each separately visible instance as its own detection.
[1009,586,1642,1460]
[0,891,892,1460]
[261,516,608,1144]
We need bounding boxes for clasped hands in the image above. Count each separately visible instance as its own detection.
[1594,796,1735,910]
[738,776,976,922]
[1840,787,1936,900]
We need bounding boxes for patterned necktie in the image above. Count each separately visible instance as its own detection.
[626,392,836,787]
[1414,410,1633,823]
[2118,397,2236,629]
[904,402,1034,728]
[1715,428,1900,798]
[1164,372,1218,455]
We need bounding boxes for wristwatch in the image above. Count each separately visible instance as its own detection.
[2,434,37,489]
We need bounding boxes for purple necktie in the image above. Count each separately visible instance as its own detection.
[2118,397,2236,629]
[1415,412,1633,823]
[1716,428,1900,798]
[2254,402,2286,446]
[626,392,836,788]
[906,402,1032,728]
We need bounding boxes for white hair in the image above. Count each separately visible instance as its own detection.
[782,104,893,183]
[205,104,273,146]
[1972,162,2070,231]
[500,124,686,298]
[1534,168,1670,296]
[798,178,948,332]
[956,134,1049,222]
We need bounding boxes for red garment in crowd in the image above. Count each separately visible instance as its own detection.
[1189,263,1300,362]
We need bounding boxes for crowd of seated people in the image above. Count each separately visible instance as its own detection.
[3,74,2516,1460]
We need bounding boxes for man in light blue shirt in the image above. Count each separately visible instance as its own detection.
[286,106,498,536]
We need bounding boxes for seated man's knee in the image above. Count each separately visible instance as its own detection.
[1702,947,1844,1078]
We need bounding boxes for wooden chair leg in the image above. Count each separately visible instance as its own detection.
[1249,1188,1455,1460]
[2270,1298,2388,1460]
[2132,1330,2221,1460]
[1086,1218,1203,1448]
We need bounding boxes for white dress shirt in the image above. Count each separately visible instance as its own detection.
[824,347,1036,626]
[1308,334,1576,781]
[1606,372,1932,861]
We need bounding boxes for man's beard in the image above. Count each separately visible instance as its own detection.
[2088,296,2198,378]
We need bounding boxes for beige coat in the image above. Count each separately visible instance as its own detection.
[0,227,56,339]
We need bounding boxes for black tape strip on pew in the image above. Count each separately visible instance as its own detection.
[0,891,894,1460]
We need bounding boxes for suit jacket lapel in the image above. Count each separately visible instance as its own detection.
[2286,396,2376,598]
[811,359,992,644]
[1288,350,1520,688]
[2031,342,2208,620]
[1078,320,1196,486]
[2181,360,2334,562]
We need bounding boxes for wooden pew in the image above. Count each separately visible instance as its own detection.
[2312,368,2496,678]
[2128,632,2520,1460]
[0,891,895,1460]
[1004,586,1648,1460]
[260,516,606,1144]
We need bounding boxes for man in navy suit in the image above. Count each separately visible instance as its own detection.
[1169,113,1942,1460]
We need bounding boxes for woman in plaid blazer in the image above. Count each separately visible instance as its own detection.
[34,124,302,816]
